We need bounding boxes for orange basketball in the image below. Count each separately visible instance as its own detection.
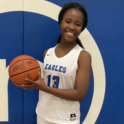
[8,55,41,87]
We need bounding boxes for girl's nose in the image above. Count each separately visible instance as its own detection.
[68,24,75,31]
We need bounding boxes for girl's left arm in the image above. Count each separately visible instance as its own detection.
[42,50,91,101]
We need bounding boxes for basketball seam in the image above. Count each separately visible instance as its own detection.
[10,66,40,77]
[12,75,38,85]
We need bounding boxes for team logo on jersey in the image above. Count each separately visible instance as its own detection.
[70,114,76,121]
[47,54,52,56]
[45,64,67,73]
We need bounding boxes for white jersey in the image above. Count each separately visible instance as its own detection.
[36,44,83,124]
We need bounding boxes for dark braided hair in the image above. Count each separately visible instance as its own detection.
[57,2,88,48]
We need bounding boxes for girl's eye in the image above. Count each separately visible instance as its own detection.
[76,24,81,27]
[66,21,70,23]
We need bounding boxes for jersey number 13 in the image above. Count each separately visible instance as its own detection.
[47,75,60,88]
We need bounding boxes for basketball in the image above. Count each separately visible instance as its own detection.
[8,55,41,87]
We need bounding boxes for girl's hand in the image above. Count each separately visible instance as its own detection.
[22,73,47,90]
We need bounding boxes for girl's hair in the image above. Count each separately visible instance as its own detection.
[57,2,88,48]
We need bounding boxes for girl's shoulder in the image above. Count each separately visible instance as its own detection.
[78,50,91,65]
[43,46,56,59]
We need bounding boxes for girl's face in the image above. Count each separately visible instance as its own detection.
[60,8,84,43]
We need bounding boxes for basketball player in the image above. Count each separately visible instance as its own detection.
[22,2,91,124]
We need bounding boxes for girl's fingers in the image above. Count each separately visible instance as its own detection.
[25,78,35,84]
[22,84,33,90]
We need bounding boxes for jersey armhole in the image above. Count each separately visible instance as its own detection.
[43,49,49,60]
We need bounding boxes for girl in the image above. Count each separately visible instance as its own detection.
[23,2,91,124]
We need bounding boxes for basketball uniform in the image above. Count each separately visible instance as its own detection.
[36,44,83,124]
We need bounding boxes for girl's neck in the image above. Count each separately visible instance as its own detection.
[59,39,76,49]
